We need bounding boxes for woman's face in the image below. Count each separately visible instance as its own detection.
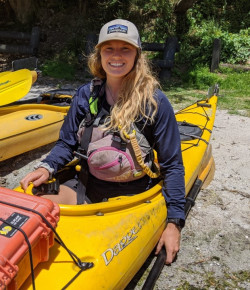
[100,40,137,81]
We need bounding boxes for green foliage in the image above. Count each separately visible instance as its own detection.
[220,29,250,64]
[217,69,250,115]
[185,66,221,89]
[93,1,250,66]
[166,66,250,116]
[9,0,247,82]
[189,0,250,32]
[220,68,249,90]
[131,0,174,42]
[94,0,174,43]
[178,20,250,66]
[177,1,250,66]
[177,64,249,91]
[41,60,76,80]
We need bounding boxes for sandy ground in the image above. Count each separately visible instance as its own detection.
[0,82,249,289]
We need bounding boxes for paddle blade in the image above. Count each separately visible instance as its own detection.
[0,69,33,106]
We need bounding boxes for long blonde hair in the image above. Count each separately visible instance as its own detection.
[88,47,159,137]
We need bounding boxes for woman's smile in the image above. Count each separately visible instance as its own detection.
[109,62,124,67]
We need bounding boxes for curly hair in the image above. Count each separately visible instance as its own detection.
[88,47,159,138]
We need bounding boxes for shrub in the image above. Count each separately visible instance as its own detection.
[185,66,221,89]
[41,60,76,80]
[178,21,250,66]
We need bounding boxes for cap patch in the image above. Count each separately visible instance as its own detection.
[107,24,128,34]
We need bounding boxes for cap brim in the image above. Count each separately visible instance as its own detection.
[96,36,140,49]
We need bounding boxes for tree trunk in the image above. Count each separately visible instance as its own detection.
[78,0,87,16]
[174,0,197,14]
[8,0,35,24]
[174,0,197,38]
[210,38,221,72]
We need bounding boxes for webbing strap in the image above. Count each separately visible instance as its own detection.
[0,200,87,269]
[77,84,108,203]
[0,217,36,290]
[129,133,160,179]
[80,124,94,153]
[77,123,94,204]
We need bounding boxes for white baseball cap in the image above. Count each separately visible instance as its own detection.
[96,19,141,49]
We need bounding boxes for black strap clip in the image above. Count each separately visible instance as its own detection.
[32,179,60,195]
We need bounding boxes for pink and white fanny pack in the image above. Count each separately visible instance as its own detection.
[78,125,153,183]
[87,127,152,182]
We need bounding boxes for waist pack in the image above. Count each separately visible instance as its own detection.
[76,80,160,183]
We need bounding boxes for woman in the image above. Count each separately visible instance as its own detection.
[20,19,186,264]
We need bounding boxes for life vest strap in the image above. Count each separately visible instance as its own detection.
[128,133,160,179]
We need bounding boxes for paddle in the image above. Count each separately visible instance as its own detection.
[0,69,37,107]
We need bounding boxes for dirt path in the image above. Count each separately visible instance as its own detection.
[0,85,249,288]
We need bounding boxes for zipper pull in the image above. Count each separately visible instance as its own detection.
[118,155,123,168]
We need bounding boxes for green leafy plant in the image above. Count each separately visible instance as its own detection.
[178,20,250,66]
[189,0,250,32]
[165,66,250,116]
[184,66,221,89]
[41,60,76,80]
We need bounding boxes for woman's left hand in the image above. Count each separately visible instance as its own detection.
[155,223,181,264]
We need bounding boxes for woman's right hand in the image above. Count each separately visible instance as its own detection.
[20,167,50,192]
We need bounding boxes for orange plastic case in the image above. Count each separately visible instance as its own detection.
[0,187,60,290]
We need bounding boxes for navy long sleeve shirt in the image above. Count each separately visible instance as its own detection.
[41,83,186,220]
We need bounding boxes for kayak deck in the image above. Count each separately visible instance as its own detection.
[177,96,217,194]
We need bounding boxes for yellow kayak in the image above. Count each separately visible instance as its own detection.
[0,90,74,161]
[0,86,218,290]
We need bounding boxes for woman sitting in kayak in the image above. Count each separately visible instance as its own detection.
[20,19,186,265]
